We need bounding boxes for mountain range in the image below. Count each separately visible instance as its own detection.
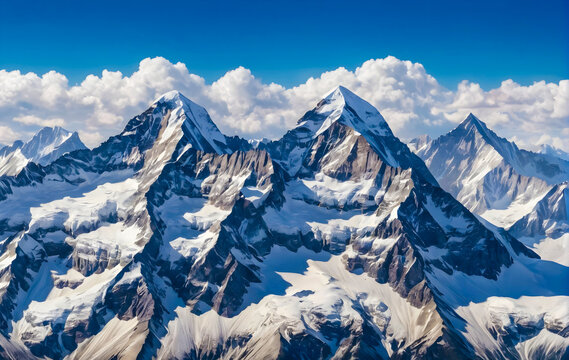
[411,114,569,266]
[0,87,566,360]
[0,127,87,177]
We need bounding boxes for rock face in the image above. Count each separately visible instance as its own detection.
[0,89,567,360]
[0,126,87,177]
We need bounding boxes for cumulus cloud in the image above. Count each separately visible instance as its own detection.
[0,56,567,153]
[286,57,451,134]
[207,66,289,136]
[0,125,21,145]
[13,115,65,127]
[435,79,569,151]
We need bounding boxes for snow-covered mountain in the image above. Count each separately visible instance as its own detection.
[509,182,569,265]
[247,137,271,148]
[0,89,567,360]
[411,115,569,266]
[0,126,87,177]
[406,134,431,154]
[412,114,569,228]
[262,86,436,184]
[539,144,569,162]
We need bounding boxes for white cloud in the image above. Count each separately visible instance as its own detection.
[13,115,65,127]
[77,130,104,148]
[536,134,568,153]
[207,66,289,136]
[0,56,567,152]
[436,79,569,151]
[285,57,451,135]
[0,125,20,145]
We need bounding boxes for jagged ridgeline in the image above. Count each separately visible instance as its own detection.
[0,88,567,360]
[0,126,87,177]
[411,114,569,266]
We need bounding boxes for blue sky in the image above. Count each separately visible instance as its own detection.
[0,0,568,153]
[1,0,567,89]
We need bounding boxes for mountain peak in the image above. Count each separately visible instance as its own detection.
[33,126,71,140]
[272,86,435,183]
[304,85,393,139]
[465,112,477,121]
[321,85,376,115]
[0,140,24,157]
[539,144,569,161]
[0,126,87,176]
[122,90,231,155]
[323,85,356,100]
[460,113,486,130]
[153,90,191,106]
[151,90,207,114]
[407,134,432,153]
[454,113,509,150]
[21,126,87,165]
[415,112,569,226]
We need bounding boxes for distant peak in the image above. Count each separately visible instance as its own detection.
[539,144,569,161]
[455,113,502,141]
[444,113,531,171]
[0,125,87,171]
[410,134,432,146]
[407,134,432,154]
[29,126,83,144]
[11,140,24,148]
[35,126,70,137]
[457,113,499,139]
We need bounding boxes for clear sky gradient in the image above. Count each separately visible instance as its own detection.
[1,0,567,90]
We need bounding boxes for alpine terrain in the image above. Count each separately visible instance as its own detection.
[0,88,566,360]
[411,115,569,266]
[0,127,87,177]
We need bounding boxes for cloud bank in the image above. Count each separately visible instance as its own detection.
[0,56,567,152]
